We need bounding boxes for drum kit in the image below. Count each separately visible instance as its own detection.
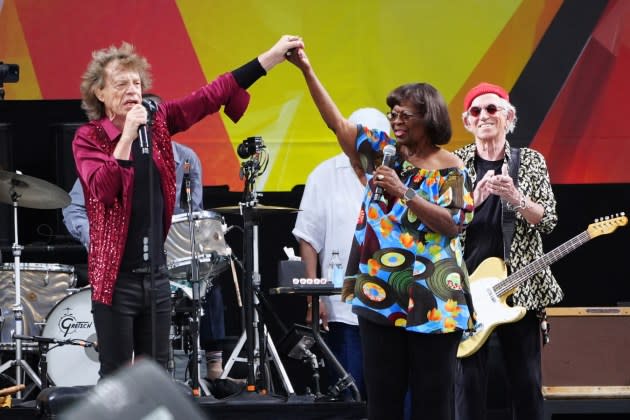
[0,167,298,399]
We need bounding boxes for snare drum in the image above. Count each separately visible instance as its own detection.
[170,280,206,301]
[41,287,99,386]
[164,210,230,282]
[0,263,76,349]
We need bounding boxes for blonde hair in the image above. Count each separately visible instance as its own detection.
[80,42,152,120]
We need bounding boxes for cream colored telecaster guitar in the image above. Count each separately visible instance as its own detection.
[457,213,627,358]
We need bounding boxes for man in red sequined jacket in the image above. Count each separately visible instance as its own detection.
[72,36,303,378]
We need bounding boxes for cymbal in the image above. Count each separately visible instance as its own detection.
[0,170,71,209]
[212,205,299,216]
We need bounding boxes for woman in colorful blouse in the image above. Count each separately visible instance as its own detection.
[289,48,474,419]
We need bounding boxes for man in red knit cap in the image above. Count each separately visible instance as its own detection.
[453,83,562,420]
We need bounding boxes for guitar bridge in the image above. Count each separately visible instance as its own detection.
[461,323,483,340]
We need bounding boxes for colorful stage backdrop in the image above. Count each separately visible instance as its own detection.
[1,0,628,190]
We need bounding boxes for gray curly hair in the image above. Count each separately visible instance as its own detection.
[80,42,152,121]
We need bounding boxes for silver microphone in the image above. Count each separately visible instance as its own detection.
[138,99,157,155]
[373,144,397,201]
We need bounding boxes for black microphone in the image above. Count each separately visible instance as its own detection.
[180,159,191,210]
[138,99,157,155]
[373,144,397,202]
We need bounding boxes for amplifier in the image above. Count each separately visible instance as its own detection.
[542,307,630,398]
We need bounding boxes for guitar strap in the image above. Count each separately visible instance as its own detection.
[502,147,520,267]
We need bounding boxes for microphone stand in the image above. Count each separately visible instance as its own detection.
[139,111,157,361]
[183,163,208,397]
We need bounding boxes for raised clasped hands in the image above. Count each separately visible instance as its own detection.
[285,41,311,72]
[474,164,517,207]
[260,35,304,71]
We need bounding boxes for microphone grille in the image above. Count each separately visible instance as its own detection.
[383,144,396,156]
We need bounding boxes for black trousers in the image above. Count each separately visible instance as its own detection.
[358,317,462,420]
[92,270,171,378]
[455,310,543,420]
[200,283,226,352]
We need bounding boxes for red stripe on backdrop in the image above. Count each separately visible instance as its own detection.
[531,0,630,183]
[15,0,241,189]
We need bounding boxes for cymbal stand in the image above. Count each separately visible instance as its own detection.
[0,189,42,398]
[182,165,210,397]
[222,150,294,396]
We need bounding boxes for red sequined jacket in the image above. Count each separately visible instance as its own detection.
[73,72,249,305]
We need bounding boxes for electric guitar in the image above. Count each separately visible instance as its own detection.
[457,213,627,358]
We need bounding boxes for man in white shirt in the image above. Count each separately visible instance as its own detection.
[292,107,390,399]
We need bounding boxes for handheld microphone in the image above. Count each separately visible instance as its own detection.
[138,99,157,155]
[373,144,397,202]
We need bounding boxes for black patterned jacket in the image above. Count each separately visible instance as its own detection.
[454,141,564,309]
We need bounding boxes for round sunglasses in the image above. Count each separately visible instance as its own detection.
[467,104,504,117]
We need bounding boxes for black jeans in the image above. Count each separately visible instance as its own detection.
[200,283,226,352]
[92,270,171,378]
[358,317,462,420]
[455,310,543,420]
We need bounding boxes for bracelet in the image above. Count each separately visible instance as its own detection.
[508,193,529,211]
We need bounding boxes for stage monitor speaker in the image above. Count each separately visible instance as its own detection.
[542,307,630,398]
[53,122,82,193]
[52,122,82,237]
[0,123,13,248]
[60,358,209,420]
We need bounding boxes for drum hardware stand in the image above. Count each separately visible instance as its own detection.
[181,162,210,398]
[0,188,43,398]
[12,333,96,389]
[277,323,322,398]
[309,298,360,402]
[222,139,295,397]
[166,305,184,380]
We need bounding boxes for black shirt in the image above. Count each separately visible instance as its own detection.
[463,155,504,273]
[120,139,166,271]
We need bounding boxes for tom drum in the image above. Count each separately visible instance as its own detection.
[164,210,230,282]
[0,263,76,349]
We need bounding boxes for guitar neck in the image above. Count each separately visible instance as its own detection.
[494,230,591,297]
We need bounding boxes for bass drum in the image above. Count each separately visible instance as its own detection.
[41,287,99,386]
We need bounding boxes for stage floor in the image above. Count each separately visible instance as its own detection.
[1,396,629,419]
[1,395,367,420]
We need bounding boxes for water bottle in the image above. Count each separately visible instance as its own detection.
[327,249,344,288]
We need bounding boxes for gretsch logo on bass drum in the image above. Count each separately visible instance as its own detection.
[58,306,93,337]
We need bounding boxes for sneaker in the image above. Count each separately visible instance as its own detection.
[208,378,246,399]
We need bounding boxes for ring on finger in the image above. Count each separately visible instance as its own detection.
[377,174,384,180]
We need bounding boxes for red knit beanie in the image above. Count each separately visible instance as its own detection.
[463,82,509,111]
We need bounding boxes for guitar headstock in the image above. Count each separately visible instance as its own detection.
[587,213,628,238]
